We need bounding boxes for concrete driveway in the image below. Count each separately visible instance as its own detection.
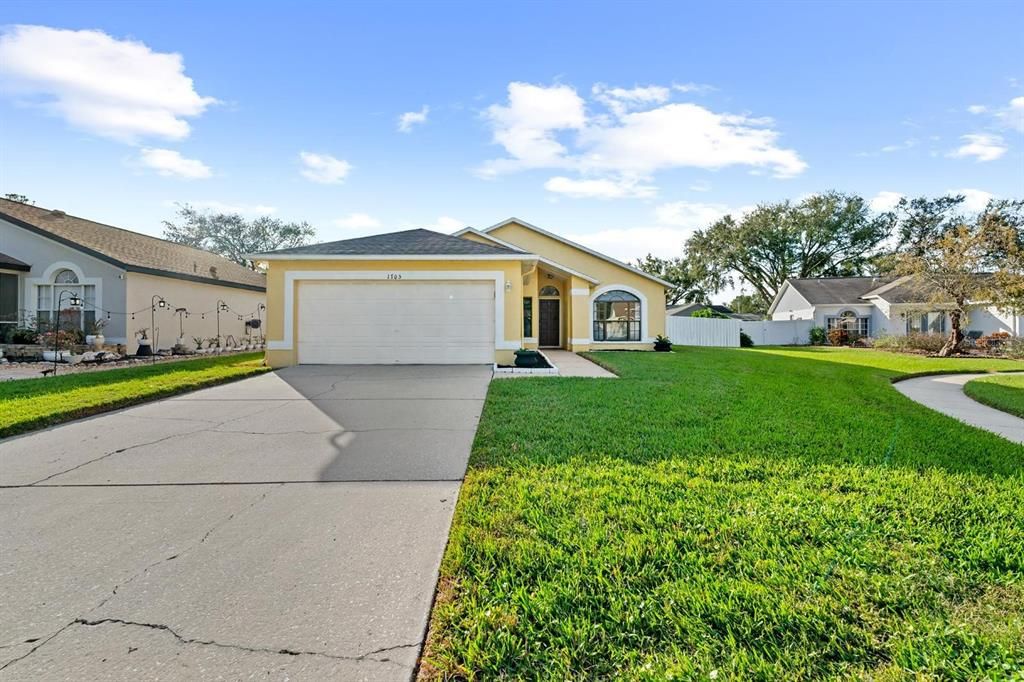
[0,365,491,681]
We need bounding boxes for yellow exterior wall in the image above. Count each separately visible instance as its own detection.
[488,221,666,350]
[262,259,525,367]
[125,272,266,354]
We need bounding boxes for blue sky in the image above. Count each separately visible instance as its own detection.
[1,0,1022,301]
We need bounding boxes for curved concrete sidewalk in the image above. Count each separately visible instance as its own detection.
[894,373,1024,445]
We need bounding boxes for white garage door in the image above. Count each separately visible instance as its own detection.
[297,280,495,364]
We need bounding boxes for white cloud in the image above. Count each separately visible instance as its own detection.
[672,82,716,94]
[0,25,215,143]
[188,200,276,215]
[967,104,988,114]
[397,105,429,133]
[478,82,806,196]
[996,96,1024,132]
[565,226,692,263]
[477,82,586,177]
[948,188,995,212]
[424,216,465,233]
[868,191,904,212]
[138,148,211,179]
[879,138,918,153]
[299,151,352,184]
[544,175,656,199]
[654,200,747,229]
[592,83,670,116]
[333,212,381,229]
[947,133,1007,161]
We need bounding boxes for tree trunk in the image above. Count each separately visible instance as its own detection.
[937,310,964,357]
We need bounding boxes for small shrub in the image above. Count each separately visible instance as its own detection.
[691,307,730,319]
[977,331,1011,351]
[1002,337,1024,359]
[739,331,754,347]
[872,335,902,351]
[36,329,80,350]
[904,332,947,353]
[809,326,827,345]
[827,328,849,346]
[653,335,672,352]
[11,327,37,344]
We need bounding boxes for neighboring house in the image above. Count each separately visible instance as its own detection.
[0,199,266,353]
[667,302,763,321]
[767,275,1022,337]
[252,217,669,366]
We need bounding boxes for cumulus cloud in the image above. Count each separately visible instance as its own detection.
[967,104,988,114]
[333,212,381,229]
[947,133,1007,162]
[654,200,750,229]
[996,96,1024,132]
[138,148,211,179]
[478,81,805,196]
[948,188,995,212]
[0,25,215,142]
[868,191,904,212]
[565,226,693,263]
[544,176,656,199]
[423,216,465,232]
[397,105,429,133]
[299,151,352,184]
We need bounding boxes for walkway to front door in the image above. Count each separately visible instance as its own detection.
[539,299,560,347]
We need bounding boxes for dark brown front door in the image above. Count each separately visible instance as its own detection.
[539,299,560,347]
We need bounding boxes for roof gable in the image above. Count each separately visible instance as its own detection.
[253,228,527,258]
[483,217,672,287]
[786,276,895,305]
[0,199,266,291]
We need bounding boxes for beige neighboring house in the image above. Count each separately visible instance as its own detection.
[0,198,266,354]
[252,217,669,367]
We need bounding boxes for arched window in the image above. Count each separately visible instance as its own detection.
[54,269,79,284]
[36,266,95,332]
[539,285,560,297]
[593,289,641,341]
[827,309,870,337]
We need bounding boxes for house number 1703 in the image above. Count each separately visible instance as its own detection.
[386,274,402,280]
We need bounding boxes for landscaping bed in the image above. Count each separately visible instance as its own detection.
[964,373,1024,419]
[0,352,269,438]
[421,347,1024,680]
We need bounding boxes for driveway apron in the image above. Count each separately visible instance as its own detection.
[0,365,491,681]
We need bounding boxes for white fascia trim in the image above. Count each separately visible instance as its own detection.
[536,257,599,285]
[248,253,535,261]
[589,283,651,345]
[570,287,590,296]
[452,227,529,252]
[483,217,674,288]
[266,270,509,352]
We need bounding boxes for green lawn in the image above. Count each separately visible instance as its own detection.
[422,347,1024,680]
[0,353,269,438]
[965,373,1024,419]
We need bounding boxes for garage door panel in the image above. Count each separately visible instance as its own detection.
[297,281,494,364]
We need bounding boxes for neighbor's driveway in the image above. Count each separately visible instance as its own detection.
[0,365,491,681]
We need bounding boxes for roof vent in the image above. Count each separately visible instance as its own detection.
[209,265,218,279]
[47,209,66,219]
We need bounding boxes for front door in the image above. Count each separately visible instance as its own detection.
[539,299,560,347]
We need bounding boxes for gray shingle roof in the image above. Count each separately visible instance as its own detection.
[667,303,734,317]
[861,274,993,304]
[259,228,526,256]
[0,250,31,271]
[787,276,896,305]
[0,198,266,291]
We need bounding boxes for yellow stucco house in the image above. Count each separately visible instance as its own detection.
[253,218,669,367]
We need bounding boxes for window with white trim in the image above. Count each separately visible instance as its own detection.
[35,268,96,332]
[826,310,870,337]
[593,290,641,341]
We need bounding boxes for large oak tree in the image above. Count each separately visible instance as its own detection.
[685,191,895,303]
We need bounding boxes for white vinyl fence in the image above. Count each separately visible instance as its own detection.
[665,316,812,347]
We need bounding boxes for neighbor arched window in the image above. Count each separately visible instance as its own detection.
[539,285,560,297]
[36,266,95,332]
[593,289,641,341]
[826,309,870,337]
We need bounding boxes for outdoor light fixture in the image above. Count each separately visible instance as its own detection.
[150,295,167,363]
[51,291,82,376]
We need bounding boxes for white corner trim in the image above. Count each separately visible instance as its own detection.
[570,288,590,296]
[589,283,650,344]
[269,270,509,352]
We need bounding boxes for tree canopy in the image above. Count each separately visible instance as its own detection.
[685,191,895,303]
[890,197,1024,356]
[162,204,316,269]
[634,254,710,305]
